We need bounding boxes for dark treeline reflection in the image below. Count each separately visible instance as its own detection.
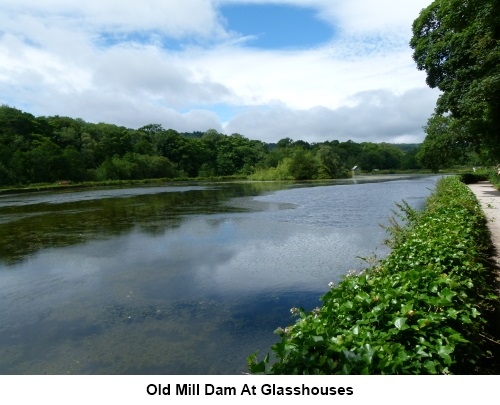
[0,181,293,264]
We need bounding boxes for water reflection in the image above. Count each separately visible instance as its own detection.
[0,182,292,263]
[0,175,441,374]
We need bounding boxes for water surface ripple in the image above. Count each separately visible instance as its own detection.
[0,175,441,374]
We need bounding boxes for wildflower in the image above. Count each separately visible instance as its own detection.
[328,281,335,289]
[290,307,298,315]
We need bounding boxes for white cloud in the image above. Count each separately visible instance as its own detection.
[0,32,93,93]
[319,0,430,33]
[224,87,440,144]
[184,42,429,111]
[1,0,224,39]
[0,0,437,142]
[22,88,224,132]
[93,45,236,108]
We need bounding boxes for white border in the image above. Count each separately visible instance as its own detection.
[1,375,498,404]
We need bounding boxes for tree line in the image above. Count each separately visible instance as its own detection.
[0,105,423,186]
[410,0,499,169]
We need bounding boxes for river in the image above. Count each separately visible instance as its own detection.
[0,175,441,374]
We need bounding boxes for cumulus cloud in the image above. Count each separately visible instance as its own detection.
[224,87,440,144]
[0,0,437,142]
[27,88,223,132]
[319,0,430,33]
[184,42,430,111]
[93,45,236,108]
[1,0,225,39]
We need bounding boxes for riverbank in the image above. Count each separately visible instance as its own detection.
[249,176,500,374]
[0,172,445,196]
[0,176,246,195]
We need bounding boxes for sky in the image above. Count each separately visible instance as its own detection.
[0,0,439,144]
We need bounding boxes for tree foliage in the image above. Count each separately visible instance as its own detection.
[417,114,475,172]
[0,105,423,186]
[410,0,500,160]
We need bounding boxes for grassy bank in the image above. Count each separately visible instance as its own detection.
[248,176,499,374]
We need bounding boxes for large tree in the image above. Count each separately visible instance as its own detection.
[417,114,472,171]
[410,0,500,160]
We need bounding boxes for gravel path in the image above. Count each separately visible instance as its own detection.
[467,181,500,369]
[468,182,500,271]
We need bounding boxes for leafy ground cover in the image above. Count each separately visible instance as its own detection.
[248,176,500,374]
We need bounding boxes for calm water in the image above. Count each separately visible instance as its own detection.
[0,175,441,374]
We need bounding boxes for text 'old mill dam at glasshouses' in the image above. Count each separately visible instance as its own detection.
[0,175,441,374]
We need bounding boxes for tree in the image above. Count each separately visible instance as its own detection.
[90,123,132,162]
[359,143,384,171]
[80,131,98,169]
[417,114,472,171]
[155,129,207,177]
[138,123,164,135]
[378,143,404,170]
[400,147,422,170]
[338,140,363,169]
[410,0,500,159]
[0,105,40,140]
[316,145,345,178]
[25,137,65,183]
[276,137,293,149]
[289,149,318,180]
[62,145,86,181]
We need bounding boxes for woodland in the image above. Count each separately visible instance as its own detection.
[0,105,422,186]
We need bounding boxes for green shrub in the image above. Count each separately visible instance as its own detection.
[248,176,498,374]
[248,158,294,181]
[459,171,489,184]
[489,170,500,190]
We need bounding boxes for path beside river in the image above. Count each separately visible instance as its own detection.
[468,182,500,273]
[468,181,500,370]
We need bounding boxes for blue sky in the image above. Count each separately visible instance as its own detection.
[219,4,334,49]
[0,0,438,144]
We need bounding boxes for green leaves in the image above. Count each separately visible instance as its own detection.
[250,176,499,375]
[410,0,500,162]
[437,344,454,366]
[394,317,407,331]
[437,287,457,306]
